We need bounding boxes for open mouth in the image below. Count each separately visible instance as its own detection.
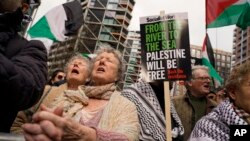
[203,84,210,89]
[97,67,105,72]
[71,69,79,74]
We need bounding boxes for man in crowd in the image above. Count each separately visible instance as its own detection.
[0,0,47,132]
[47,69,65,86]
[172,65,217,140]
[190,61,250,141]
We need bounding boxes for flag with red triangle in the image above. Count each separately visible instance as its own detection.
[206,0,250,29]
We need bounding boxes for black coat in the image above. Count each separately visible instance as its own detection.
[0,32,48,132]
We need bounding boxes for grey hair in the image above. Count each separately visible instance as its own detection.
[64,53,91,76]
[186,65,209,81]
[92,43,125,84]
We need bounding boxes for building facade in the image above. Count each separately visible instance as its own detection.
[190,45,232,82]
[232,27,250,67]
[123,31,141,88]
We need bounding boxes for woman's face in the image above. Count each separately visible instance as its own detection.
[66,58,89,85]
[230,73,250,114]
[91,52,119,85]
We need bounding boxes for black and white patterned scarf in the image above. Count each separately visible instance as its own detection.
[122,81,184,141]
[233,104,250,124]
[189,99,248,141]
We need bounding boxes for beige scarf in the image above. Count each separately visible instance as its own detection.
[50,83,116,118]
[79,83,116,100]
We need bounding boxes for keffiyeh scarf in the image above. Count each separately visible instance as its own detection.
[233,104,250,124]
[122,81,184,141]
[189,99,249,141]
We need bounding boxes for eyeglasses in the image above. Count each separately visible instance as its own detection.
[192,77,212,81]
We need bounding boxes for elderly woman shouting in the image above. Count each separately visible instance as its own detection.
[22,45,140,141]
[11,53,91,134]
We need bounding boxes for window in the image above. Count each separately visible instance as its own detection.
[191,49,196,57]
[222,55,225,61]
[216,62,220,66]
[134,40,140,45]
[100,34,110,40]
[109,0,119,3]
[216,54,220,59]
[106,11,116,17]
[107,3,118,9]
[197,50,201,57]
[221,62,225,67]
[103,19,115,24]
[102,27,112,32]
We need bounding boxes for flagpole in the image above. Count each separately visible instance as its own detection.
[24,6,40,39]
[240,30,243,64]
[215,28,218,54]
[205,0,207,35]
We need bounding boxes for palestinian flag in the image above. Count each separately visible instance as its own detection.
[202,34,223,87]
[206,0,250,29]
[28,0,83,42]
[82,53,96,59]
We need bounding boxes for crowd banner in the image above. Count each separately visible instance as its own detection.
[140,12,191,141]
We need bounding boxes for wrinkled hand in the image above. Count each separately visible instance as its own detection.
[22,120,63,141]
[22,105,97,141]
[22,104,64,141]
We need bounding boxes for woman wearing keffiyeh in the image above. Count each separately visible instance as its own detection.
[189,61,250,141]
[22,44,140,141]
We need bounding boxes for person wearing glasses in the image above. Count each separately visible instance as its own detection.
[172,65,218,141]
[47,69,66,86]
[11,53,91,134]
[189,61,250,141]
[0,0,47,132]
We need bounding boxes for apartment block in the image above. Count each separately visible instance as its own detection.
[232,27,250,67]
[123,31,141,88]
[190,45,232,82]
